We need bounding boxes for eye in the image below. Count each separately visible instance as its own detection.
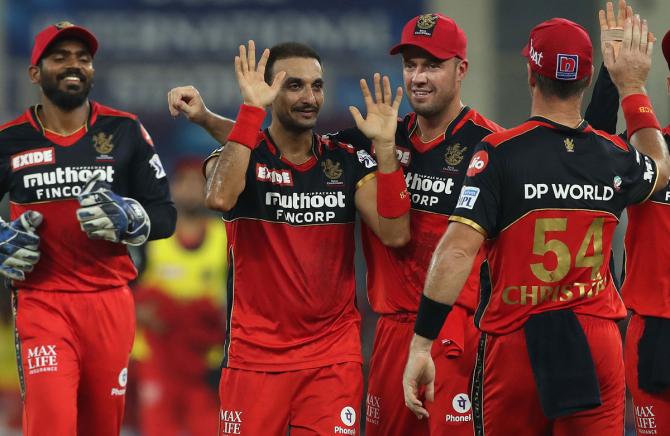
[428,63,441,69]
[313,82,323,90]
[288,82,301,90]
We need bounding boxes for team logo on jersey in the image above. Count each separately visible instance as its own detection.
[613,176,622,192]
[322,159,344,180]
[466,151,488,177]
[93,132,115,155]
[11,147,55,171]
[149,154,166,179]
[556,54,579,80]
[445,143,467,166]
[414,14,438,36]
[564,138,575,152]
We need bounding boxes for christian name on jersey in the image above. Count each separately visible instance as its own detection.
[22,166,114,200]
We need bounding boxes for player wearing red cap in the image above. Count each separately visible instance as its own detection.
[168,14,501,435]
[583,4,670,433]
[1,22,176,436]
[404,10,670,436]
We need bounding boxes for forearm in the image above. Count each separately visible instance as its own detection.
[200,111,235,145]
[205,143,251,211]
[423,244,476,305]
[584,64,619,134]
[145,202,177,240]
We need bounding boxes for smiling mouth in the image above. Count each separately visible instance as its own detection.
[411,90,432,98]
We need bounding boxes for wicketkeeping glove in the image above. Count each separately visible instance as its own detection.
[0,211,43,281]
[76,172,151,246]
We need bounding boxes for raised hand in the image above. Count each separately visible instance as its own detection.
[599,0,633,60]
[349,73,403,148]
[167,85,210,125]
[235,40,286,108]
[603,12,654,97]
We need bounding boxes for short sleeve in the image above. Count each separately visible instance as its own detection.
[128,120,171,207]
[620,145,658,205]
[450,142,502,237]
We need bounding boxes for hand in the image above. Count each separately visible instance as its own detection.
[402,334,435,420]
[599,0,632,61]
[603,12,654,97]
[349,73,403,148]
[235,40,286,108]
[0,211,43,281]
[167,85,211,126]
[76,172,151,246]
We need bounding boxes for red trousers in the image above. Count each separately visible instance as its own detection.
[14,288,135,436]
[136,360,218,436]
[625,313,670,435]
[473,314,624,436]
[366,308,478,436]
[218,362,362,435]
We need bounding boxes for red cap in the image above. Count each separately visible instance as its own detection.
[521,18,592,81]
[662,29,670,70]
[31,21,98,66]
[389,13,466,60]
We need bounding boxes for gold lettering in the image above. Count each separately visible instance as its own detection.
[531,218,570,282]
[559,285,573,302]
[502,286,519,304]
[520,286,538,306]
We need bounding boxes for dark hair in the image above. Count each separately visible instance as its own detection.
[264,42,322,84]
[532,71,590,99]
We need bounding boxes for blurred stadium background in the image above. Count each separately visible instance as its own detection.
[1,0,669,434]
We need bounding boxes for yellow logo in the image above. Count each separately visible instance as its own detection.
[93,132,115,155]
[416,14,438,30]
[322,159,343,180]
[445,143,467,166]
[54,21,75,30]
[564,138,575,153]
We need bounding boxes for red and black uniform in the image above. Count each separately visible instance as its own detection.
[330,107,502,436]
[0,101,174,436]
[451,117,657,435]
[207,130,376,435]
[586,65,670,435]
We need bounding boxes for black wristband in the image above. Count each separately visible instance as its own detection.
[414,294,453,340]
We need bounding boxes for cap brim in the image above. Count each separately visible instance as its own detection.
[55,26,99,56]
[388,42,453,60]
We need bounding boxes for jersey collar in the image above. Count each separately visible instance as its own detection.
[527,115,588,133]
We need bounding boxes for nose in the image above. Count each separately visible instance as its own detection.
[411,66,428,86]
[301,87,317,105]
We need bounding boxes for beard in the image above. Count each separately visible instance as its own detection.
[40,68,92,111]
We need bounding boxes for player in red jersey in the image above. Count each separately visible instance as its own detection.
[583,3,670,432]
[330,14,502,436]
[0,22,175,436]
[404,10,670,436]
[168,15,502,435]
[200,41,409,435]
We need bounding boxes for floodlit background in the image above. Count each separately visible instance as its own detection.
[1,0,669,434]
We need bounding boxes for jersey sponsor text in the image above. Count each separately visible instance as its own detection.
[524,183,614,201]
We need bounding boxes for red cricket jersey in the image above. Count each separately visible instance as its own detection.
[331,108,502,314]
[207,131,376,371]
[451,118,657,334]
[0,102,171,291]
[622,126,670,318]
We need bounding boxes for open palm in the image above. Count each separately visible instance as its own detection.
[349,73,403,145]
[235,40,286,108]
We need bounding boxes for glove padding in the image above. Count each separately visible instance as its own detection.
[0,211,43,281]
[76,172,151,246]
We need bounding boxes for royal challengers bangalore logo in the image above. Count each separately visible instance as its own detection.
[414,14,439,36]
[445,143,467,166]
[54,21,75,30]
[93,132,115,155]
[322,159,343,180]
[564,138,575,153]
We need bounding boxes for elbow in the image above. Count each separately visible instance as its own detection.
[205,191,237,212]
[380,231,411,248]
